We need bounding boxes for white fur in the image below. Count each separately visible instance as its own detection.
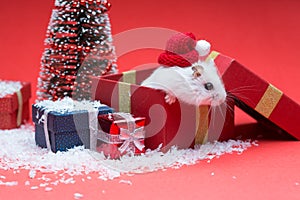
[141,59,226,106]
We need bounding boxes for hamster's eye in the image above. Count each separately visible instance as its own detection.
[204,82,214,90]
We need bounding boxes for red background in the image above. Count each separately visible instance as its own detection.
[1,0,300,199]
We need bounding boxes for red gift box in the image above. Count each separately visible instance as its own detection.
[0,81,31,129]
[92,67,235,152]
[208,51,300,139]
[97,112,145,158]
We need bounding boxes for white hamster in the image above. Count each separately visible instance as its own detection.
[141,59,226,106]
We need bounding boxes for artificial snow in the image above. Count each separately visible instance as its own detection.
[29,170,36,179]
[0,80,22,98]
[45,187,53,192]
[40,183,48,187]
[74,193,84,199]
[30,186,39,190]
[0,180,18,186]
[35,97,102,113]
[119,180,132,186]
[0,124,256,187]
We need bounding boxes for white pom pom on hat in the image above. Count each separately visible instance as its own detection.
[195,40,211,57]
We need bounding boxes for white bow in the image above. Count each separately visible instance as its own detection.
[119,126,145,154]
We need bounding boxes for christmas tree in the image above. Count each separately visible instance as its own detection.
[37,0,117,101]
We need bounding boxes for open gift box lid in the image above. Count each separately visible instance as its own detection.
[209,51,300,139]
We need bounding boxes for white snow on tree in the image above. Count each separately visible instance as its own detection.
[37,0,117,101]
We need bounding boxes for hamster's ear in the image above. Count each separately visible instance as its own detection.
[195,40,211,57]
[192,65,204,78]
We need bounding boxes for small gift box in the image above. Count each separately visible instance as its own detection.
[97,112,145,158]
[32,98,114,152]
[209,51,300,139]
[92,67,235,152]
[0,81,31,129]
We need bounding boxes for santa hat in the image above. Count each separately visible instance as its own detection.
[158,32,211,67]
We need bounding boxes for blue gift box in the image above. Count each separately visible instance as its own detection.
[32,103,114,153]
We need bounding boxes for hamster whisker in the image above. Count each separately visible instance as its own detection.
[207,104,213,115]
[218,104,226,122]
[228,86,260,101]
[229,90,260,98]
[226,92,235,97]
[227,85,258,93]
[210,106,216,128]
[201,104,213,128]
[224,101,234,119]
[225,93,236,102]
[227,91,253,104]
[224,101,234,113]
[227,92,256,106]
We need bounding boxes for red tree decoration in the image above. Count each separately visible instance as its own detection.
[37,0,117,101]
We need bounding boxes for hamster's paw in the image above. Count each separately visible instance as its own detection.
[165,93,176,104]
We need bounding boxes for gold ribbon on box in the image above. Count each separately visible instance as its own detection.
[195,105,209,145]
[118,70,137,113]
[193,51,219,145]
[123,70,136,84]
[205,51,220,62]
[16,90,23,127]
[118,82,131,113]
[255,84,283,118]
